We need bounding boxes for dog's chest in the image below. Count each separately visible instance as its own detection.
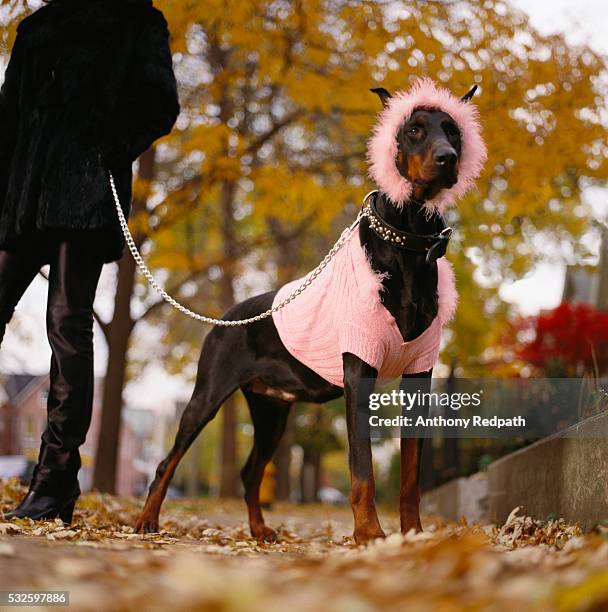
[362,230,439,343]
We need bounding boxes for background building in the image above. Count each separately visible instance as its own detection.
[563,223,608,309]
[0,374,163,497]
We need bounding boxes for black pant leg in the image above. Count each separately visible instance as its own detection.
[32,238,104,495]
[0,247,46,346]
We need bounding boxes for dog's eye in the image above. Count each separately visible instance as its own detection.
[408,126,422,137]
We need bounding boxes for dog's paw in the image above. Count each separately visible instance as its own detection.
[400,517,423,535]
[134,513,160,534]
[353,526,386,546]
[251,524,279,543]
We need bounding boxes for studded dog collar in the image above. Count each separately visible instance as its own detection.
[362,191,453,265]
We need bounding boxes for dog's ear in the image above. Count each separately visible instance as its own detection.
[461,84,478,102]
[370,87,392,109]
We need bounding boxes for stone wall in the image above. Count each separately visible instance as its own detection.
[421,411,608,531]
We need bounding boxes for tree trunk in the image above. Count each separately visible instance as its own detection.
[300,448,321,503]
[274,412,294,500]
[268,219,301,500]
[219,395,238,497]
[92,149,156,493]
[218,180,239,498]
[440,362,460,482]
[93,284,133,493]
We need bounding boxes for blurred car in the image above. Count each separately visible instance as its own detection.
[0,456,30,482]
[318,486,348,506]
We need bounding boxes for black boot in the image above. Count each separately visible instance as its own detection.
[4,460,80,523]
[4,487,79,523]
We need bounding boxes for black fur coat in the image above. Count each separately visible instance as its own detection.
[0,0,179,261]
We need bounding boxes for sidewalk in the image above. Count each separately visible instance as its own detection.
[1,480,607,610]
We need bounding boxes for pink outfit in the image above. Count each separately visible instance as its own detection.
[272,231,457,387]
[367,78,487,214]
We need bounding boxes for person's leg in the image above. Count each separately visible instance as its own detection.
[0,248,45,347]
[5,236,104,521]
[30,237,104,500]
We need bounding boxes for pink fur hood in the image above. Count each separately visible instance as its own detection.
[367,78,487,213]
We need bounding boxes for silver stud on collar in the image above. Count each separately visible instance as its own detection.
[362,202,408,247]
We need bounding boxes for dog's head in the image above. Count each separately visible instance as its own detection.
[367,78,487,213]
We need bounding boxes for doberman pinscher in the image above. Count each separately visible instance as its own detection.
[135,84,478,545]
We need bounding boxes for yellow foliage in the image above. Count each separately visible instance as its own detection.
[2,0,606,368]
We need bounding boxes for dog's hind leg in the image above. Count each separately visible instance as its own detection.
[134,387,235,534]
[135,330,242,534]
[240,389,291,542]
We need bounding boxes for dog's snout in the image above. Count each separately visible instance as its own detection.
[433,148,457,167]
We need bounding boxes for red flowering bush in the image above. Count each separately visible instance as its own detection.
[513,302,608,376]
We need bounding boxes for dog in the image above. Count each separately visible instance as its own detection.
[135,79,487,544]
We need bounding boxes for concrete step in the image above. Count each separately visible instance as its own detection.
[421,410,608,530]
[421,472,488,524]
[487,410,608,530]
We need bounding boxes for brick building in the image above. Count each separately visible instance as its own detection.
[0,374,148,497]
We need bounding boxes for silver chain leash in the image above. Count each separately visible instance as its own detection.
[110,172,370,327]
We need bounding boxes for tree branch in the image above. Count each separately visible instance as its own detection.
[244,109,305,156]
[137,235,269,321]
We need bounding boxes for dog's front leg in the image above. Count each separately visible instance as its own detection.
[343,352,385,545]
[400,369,432,534]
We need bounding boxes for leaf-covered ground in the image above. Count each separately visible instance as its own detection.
[1,479,608,611]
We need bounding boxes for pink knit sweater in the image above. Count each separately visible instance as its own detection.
[272,231,457,387]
